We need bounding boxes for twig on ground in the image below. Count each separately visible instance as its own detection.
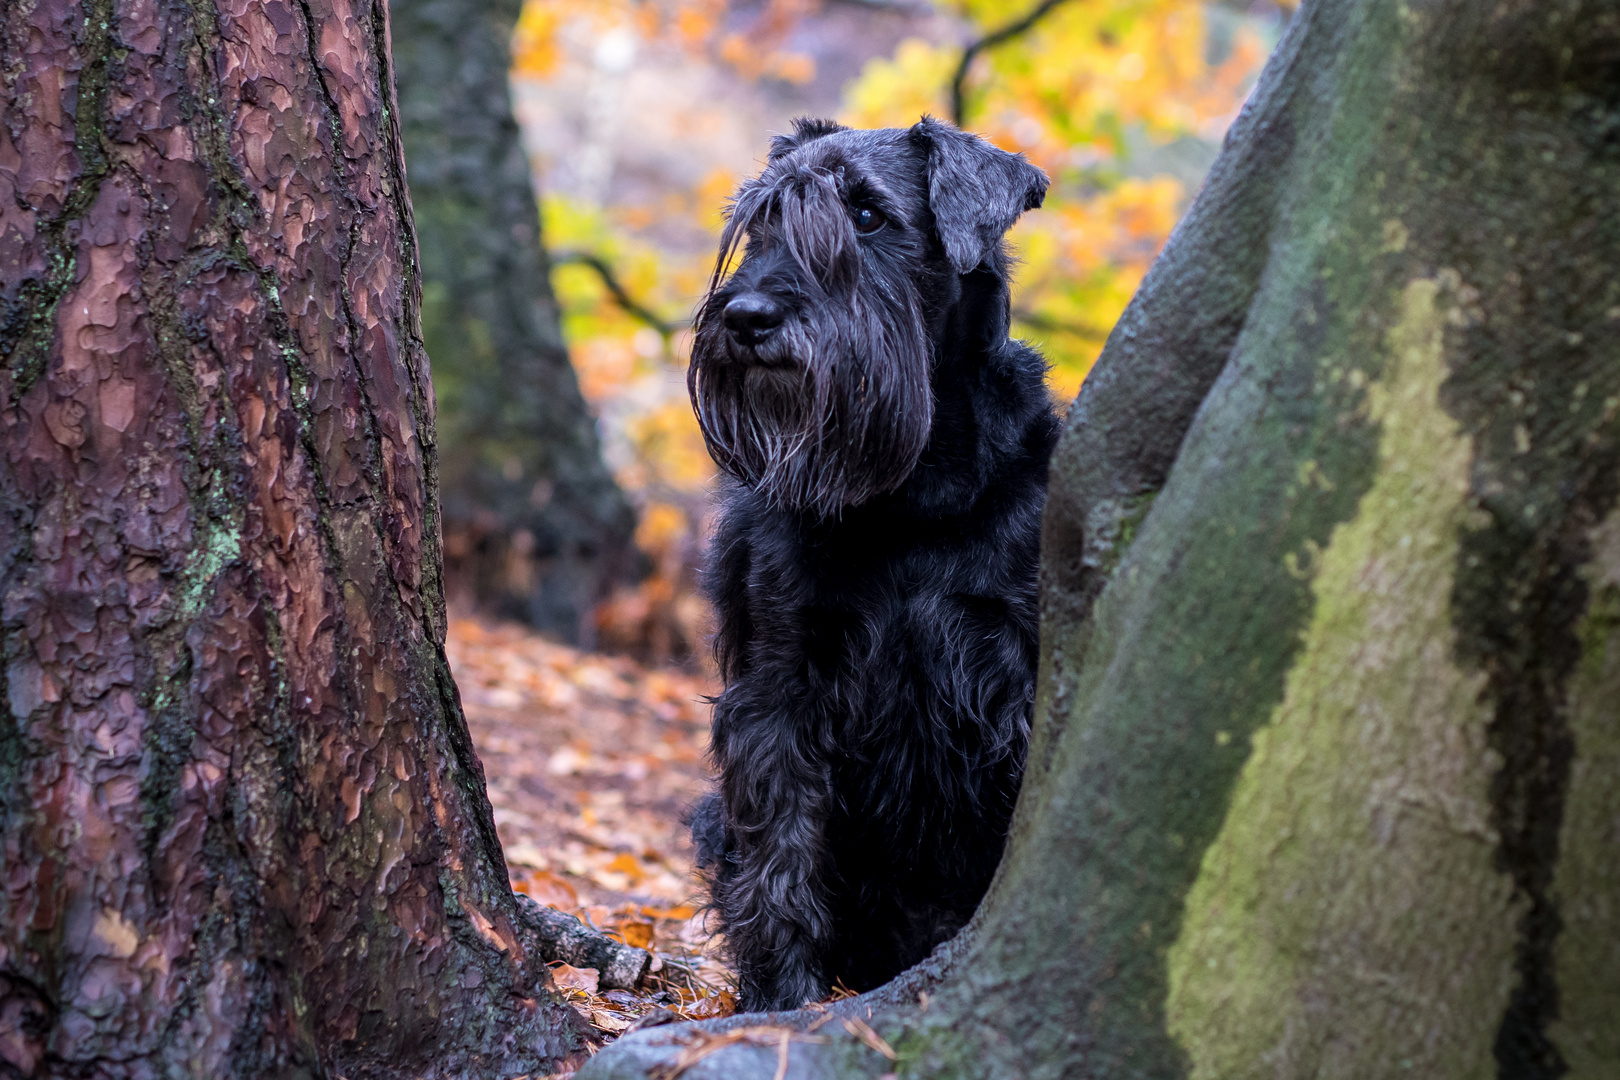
[650,1027,828,1080]
[772,1029,791,1080]
[514,893,652,990]
[842,1016,897,1060]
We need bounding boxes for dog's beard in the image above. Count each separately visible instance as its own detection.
[690,294,933,518]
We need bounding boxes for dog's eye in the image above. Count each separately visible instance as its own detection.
[852,206,887,235]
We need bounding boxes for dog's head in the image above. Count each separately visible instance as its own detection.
[689,116,1048,517]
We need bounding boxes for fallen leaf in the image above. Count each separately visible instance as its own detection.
[606,852,645,879]
[516,870,579,910]
[680,989,736,1019]
[612,919,654,949]
[505,842,551,870]
[551,964,600,995]
[587,1006,633,1033]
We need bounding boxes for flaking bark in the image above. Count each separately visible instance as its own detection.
[0,0,640,1074]
[581,0,1620,1076]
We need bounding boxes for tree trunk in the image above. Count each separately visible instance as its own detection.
[390,0,636,646]
[582,0,1620,1076]
[0,0,639,1075]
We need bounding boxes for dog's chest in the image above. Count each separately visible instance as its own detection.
[742,507,1030,689]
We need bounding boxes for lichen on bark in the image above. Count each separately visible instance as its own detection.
[1547,506,1620,1078]
[1166,276,1520,1079]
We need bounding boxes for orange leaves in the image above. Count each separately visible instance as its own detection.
[514,869,580,909]
[541,905,737,1037]
[840,39,955,127]
[551,962,602,995]
[511,2,563,76]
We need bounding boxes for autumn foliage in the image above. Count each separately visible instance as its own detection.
[499,0,1279,659]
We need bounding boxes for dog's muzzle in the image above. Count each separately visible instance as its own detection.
[723,291,785,344]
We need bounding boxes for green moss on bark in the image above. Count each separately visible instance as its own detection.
[1166,277,1520,1080]
[1546,508,1620,1078]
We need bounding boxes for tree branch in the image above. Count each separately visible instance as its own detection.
[946,0,1075,127]
[514,894,651,990]
[950,0,1075,128]
[551,250,687,339]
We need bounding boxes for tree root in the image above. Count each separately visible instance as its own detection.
[515,894,653,990]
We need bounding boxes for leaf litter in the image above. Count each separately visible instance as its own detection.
[446,617,739,1054]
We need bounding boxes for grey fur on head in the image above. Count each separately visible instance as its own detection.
[688,116,1048,517]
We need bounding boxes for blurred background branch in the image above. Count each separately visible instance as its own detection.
[552,251,689,341]
[950,0,1075,126]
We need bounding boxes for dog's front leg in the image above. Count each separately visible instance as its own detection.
[711,703,834,1012]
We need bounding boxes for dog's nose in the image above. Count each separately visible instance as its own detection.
[722,293,785,341]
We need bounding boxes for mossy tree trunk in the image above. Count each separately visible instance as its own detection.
[390,0,636,645]
[583,0,1620,1077]
[0,0,623,1074]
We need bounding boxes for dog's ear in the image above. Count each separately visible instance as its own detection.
[769,117,847,162]
[910,116,1049,274]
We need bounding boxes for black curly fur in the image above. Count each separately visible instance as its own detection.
[688,116,1059,1012]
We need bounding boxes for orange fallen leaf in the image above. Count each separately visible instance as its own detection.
[516,870,578,910]
[613,920,654,949]
[680,989,736,1020]
[606,852,644,876]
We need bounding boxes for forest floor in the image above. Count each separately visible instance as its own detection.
[445,617,742,1059]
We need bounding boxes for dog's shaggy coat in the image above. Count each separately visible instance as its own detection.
[690,116,1059,1012]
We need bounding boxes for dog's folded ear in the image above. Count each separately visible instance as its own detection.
[910,116,1049,274]
[770,117,848,162]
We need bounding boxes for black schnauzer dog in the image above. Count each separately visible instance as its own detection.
[688,116,1059,1012]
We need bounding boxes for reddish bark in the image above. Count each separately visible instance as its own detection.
[0,0,613,1074]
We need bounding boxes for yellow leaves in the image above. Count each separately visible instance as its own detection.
[1011,176,1183,401]
[841,39,955,128]
[621,404,711,493]
[511,2,562,77]
[833,1,1272,404]
[694,168,738,232]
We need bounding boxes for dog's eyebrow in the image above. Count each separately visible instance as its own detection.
[842,173,903,217]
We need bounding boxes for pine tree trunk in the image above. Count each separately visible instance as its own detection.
[390,0,637,646]
[0,0,635,1074]
[582,0,1620,1076]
